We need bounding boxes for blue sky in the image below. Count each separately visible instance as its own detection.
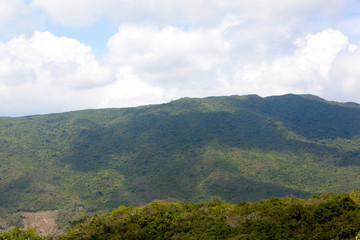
[0,0,360,116]
[44,17,118,55]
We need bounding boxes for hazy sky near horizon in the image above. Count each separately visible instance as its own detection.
[1,0,360,116]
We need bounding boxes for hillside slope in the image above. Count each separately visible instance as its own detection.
[4,193,360,239]
[1,94,360,228]
[57,192,360,240]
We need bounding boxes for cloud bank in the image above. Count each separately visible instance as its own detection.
[30,0,352,25]
[0,0,359,116]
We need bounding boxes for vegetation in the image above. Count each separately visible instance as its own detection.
[60,192,360,240]
[1,94,360,231]
[0,227,41,240]
[4,193,360,239]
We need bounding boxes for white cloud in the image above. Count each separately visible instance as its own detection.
[2,25,360,116]
[96,67,169,109]
[107,24,230,91]
[2,31,112,89]
[230,29,350,97]
[219,0,353,20]
[30,0,354,26]
[30,0,213,26]
[104,25,360,105]
[338,16,360,44]
[327,46,360,101]
[0,31,113,116]
[0,0,25,26]
[31,0,105,26]
[1,0,360,116]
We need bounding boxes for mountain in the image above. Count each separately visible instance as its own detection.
[1,94,360,230]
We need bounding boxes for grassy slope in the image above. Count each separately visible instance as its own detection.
[1,94,360,226]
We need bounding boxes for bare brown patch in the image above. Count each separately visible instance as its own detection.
[22,210,58,236]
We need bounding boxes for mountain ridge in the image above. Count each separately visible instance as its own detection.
[1,94,360,231]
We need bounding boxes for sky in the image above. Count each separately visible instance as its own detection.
[1,0,360,116]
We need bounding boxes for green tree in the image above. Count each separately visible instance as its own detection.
[0,227,42,240]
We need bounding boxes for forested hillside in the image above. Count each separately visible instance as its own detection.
[3,193,360,239]
[1,94,360,231]
[57,192,360,240]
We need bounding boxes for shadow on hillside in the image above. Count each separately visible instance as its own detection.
[259,94,360,140]
[62,107,360,172]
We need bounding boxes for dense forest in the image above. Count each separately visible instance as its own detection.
[1,94,360,233]
[2,192,360,239]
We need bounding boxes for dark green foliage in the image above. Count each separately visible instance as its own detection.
[1,94,360,229]
[0,227,42,240]
[57,193,360,239]
[5,193,360,239]
[262,94,360,140]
